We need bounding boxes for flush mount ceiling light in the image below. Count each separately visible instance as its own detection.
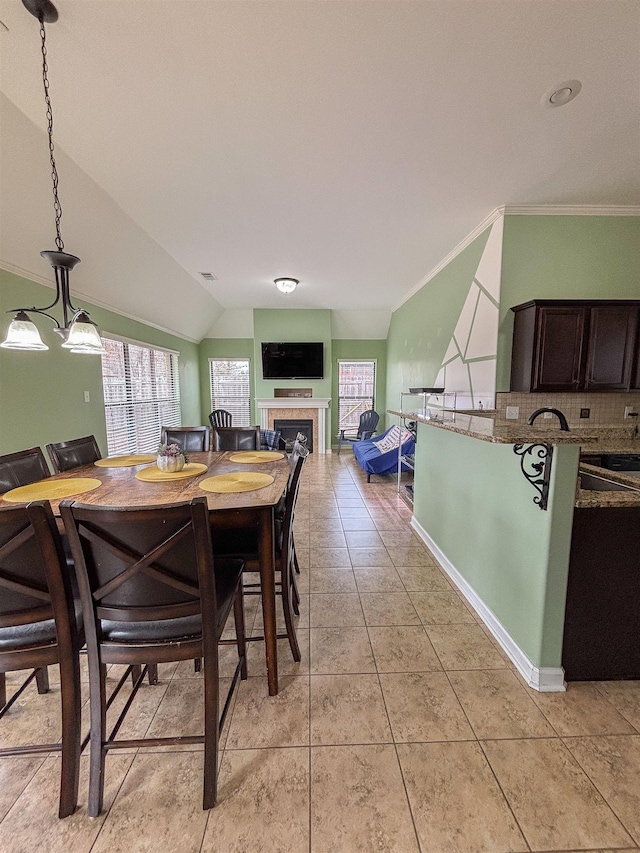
[1,0,105,354]
[542,79,582,108]
[275,278,299,294]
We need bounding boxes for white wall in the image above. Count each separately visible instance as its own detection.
[0,94,223,342]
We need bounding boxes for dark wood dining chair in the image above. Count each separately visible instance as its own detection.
[212,446,309,662]
[211,426,260,450]
[60,497,247,816]
[211,426,260,451]
[0,446,51,493]
[0,501,83,818]
[46,435,102,473]
[209,410,232,428]
[160,426,211,452]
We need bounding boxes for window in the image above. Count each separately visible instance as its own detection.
[101,336,181,455]
[209,359,251,426]
[337,360,376,430]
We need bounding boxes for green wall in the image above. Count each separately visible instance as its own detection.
[198,338,255,423]
[413,423,578,668]
[0,269,201,457]
[497,215,640,390]
[331,339,387,445]
[253,309,332,400]
[385,228,491,425]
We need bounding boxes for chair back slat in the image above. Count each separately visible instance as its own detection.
[160,426,211,452]
[47,436,101,473]
[0,502,74,633]
[0,447,50,493]
[212,426,260,451]
[0,509,54,627]
[61,500,215,624]
[209,410,232,428]
[281,451,308,558]
[357,409,380,439]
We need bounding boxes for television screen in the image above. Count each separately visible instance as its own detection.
[261,342,324,379]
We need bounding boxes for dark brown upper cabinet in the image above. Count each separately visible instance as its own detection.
[510,300,640,392]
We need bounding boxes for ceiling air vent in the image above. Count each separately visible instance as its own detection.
[199,272,218,282]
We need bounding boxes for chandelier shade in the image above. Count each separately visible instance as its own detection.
[0,312,49,351]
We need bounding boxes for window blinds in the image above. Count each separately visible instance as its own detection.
[338,360,376,430]
[101,337,181,455]
[209,359,251,426]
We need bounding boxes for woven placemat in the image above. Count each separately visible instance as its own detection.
[199,472,274,493]
[2,478,102,503]
[228,451,285,463]
[94,454,156,467]
[135,463,208,482]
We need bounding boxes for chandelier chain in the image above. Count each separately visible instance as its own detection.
[39,18,64,251]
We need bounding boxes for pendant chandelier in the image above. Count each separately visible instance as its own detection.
[1,0,105,355]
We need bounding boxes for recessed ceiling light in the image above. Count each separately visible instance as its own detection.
[275,277,299,294]
[542,80,582,108]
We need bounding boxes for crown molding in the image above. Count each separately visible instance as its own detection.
[502,204,640,216]
[392,204,640,314]
[0,258,200,345]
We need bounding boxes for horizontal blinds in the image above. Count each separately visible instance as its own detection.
[338,361,375,429]
[209,359,251,426]
[102,338,181,455]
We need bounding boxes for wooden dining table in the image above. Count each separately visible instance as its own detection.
[28,451,290,696]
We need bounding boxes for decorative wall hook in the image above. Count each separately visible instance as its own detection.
[513,443,553,510]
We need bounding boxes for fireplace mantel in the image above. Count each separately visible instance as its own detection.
[256,398,331,453]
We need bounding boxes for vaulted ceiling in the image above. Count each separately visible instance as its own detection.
[1,1,638,339]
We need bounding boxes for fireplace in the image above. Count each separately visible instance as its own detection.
[274,419,314,452]
[256,397,330,453]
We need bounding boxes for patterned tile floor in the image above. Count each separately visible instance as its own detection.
[1,452,640,852]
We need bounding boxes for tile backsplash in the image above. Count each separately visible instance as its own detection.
[495,392,640,428]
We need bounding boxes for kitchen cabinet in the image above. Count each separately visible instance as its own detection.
[584,304,638,390]
[510,300,640,392]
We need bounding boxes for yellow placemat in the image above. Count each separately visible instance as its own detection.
[2,478,102,503]
[135,463,208,482]
[199,472,274,493]
[94,454,156,468]
[228,451,285,463]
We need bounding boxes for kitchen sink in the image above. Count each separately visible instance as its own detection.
[578,470,639,492]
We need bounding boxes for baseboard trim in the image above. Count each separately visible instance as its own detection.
[410,517,566,692]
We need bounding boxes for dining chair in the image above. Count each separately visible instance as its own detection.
[46,435,102,473]
[160,426,211,452]
[60,497,247,816]
[337,409,380,455]
[0,446,51,493]
[209,409,232,428]
[211,426,260,451]
[212,445,309,662]
[0,501,83,818]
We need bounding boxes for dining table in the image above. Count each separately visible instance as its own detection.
[4,450,290,696]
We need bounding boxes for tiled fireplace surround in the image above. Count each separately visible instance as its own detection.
[256,398,331,453]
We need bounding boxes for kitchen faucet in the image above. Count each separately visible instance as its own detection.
[527,407,570,431]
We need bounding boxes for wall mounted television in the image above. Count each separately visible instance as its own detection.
[261,342,324,379]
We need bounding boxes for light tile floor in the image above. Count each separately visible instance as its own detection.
[1,452,640,852]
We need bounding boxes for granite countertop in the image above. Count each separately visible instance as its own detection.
[388,408,640,507]
[575,463,640,508]
[388,408,640,451]
[387,408,598,445]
